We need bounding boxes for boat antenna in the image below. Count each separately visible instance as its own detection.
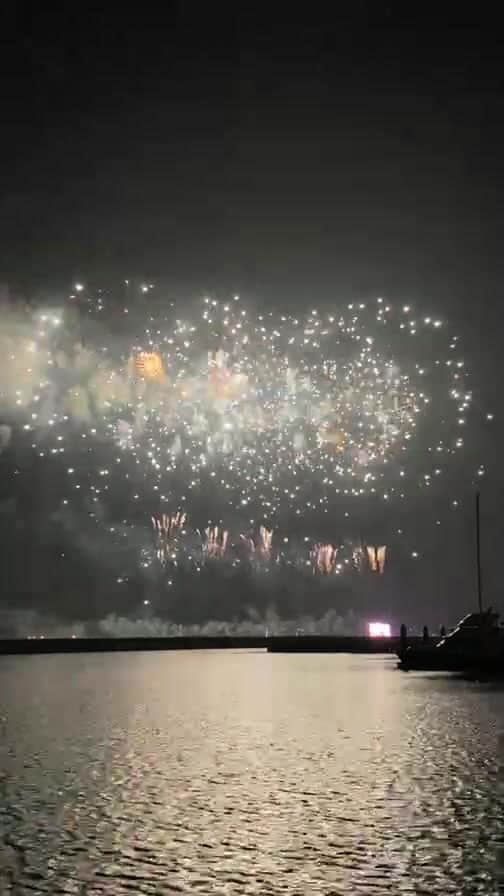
[476,491,483,614]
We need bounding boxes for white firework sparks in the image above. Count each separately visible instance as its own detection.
[0,286,486,581]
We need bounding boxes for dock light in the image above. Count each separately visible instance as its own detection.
[368,622,391,638]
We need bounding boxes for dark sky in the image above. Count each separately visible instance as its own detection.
[1,5,503,630]
[1,5,503,308]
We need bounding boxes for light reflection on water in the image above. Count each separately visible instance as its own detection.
[1,651,504,894]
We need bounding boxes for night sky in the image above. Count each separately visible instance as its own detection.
[1,5,503,634]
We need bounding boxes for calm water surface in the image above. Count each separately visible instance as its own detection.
[1,651,504,894]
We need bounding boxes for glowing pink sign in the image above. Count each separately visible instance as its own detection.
[368,622,392,638]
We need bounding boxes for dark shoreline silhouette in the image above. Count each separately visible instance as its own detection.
[0,635,432,656]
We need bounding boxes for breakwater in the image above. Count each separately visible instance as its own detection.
[0,635,431,655]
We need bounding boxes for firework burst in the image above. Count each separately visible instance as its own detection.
[152,512,186,565]
[0,286,485,588]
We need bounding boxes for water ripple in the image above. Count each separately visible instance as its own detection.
[1,652,504,894]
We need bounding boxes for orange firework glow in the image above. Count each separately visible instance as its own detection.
[311,543,338,574]
[133,351,165,381]
[202,525,228,559]
[366,545,387,573]
[318,422,346,450]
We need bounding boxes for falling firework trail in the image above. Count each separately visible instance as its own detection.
[311,543,338,575]
[152,512,186,565]
[201,526,228,560]
[366,545,387,574]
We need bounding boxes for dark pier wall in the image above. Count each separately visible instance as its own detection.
[0,635,430,656]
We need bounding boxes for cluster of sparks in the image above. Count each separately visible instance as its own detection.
[366,545,387,574]
[128,296,436,517]
[0,285,487,583]
[241,525,274,562]
[149,512,386,577]
[151,512,186,565]
[201,525,229,560]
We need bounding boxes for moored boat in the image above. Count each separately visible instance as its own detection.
[398,609,504,671]
[399,492,504,674]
